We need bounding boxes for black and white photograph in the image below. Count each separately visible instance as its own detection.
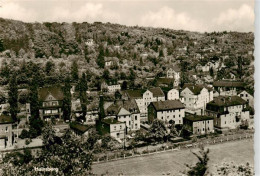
[0,0,256,175]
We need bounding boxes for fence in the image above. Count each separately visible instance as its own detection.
[92,133,253,164]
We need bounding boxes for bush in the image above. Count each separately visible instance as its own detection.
[19,129,30,139]
[25,138,31,145]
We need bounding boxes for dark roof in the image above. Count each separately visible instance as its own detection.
[157,78,174,85]
[148,87,164,97]
[125,89,145,98]
[182,84,212,95]
[126,87,164,98]
[150,100,185,111]
[184,114,214,122]
[102,118,124,124]
[213,81,244,88]
[105,99,140,116]
[70,122,92,133]
[207,96,247,107]
[38,86,64,101]
[0,114,14,124]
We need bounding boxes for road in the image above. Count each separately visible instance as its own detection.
[92,138,254,175]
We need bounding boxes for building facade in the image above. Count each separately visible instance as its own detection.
[0,115,14,149]
[148,100,185,125]
[184,114,214,135]
[180,84,213,115]
[167,88,179,100]
[38,86,64,120]
[205,96,250,129]
[125,87,165,121]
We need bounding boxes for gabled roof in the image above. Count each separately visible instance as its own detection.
[213,81,244,88]
[148,87,164,97]
[0,114,14,124]
[105,99,140,116]
[207,96,247,107]
[38,86,64,101]
[125,89,145,98]
[70,122,92,133]
[182,84,211,95]
[150,100,185,111]
[184,114,214,122]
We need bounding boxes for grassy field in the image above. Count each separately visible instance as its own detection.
[92,139,254,175]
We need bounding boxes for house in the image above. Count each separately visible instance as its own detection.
[38,86,64,120]
[213,80,244,96]
[105,99,140,132]
[70,122,92,137]
[104,57,119,68]
[101,81,121,93]
[166,65,181,86]
[125,87,165,121]
[205,96,250,130]
[96,118,126,140]
[180,84,213,115]
[184,113,214,135]
[86,100,99,125]
[238,90,254,108]
[167,88,179,100]
[148,100,185,124]
[85,39,94,46]
[0,114,14,149]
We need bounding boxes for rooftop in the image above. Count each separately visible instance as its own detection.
[150,100,185,111]
[70,122,92,133]
[213,80,244,88]
[38,86,64,101]
[0,114,14,124]
[184,114,214,122]
[102,118,124,125]
[207,96,247,107]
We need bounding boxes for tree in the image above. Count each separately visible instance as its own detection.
[209,67,214,77]
[237,56,243,79]
[29,75,40,118]
[45,60,55,75]
[148,119,168,142]
[99,95,105,120]
[159,49,164,57]
[71,60,79,82]
[78,73,88,120]
[97,45,105,68]
[122,81,127,90]
[129,68,136,81]
[8,73,18,121]
[63,76,72,121]
[1,126,93,175]
[186,146,210,176]
[103,69,110,80]
[0,38,4,52]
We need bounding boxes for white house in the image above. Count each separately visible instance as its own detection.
[148,100,185,125]
[206,96,250,129]
[180,84,213,115]
[0,114,14,149]
[105,99,141,132]
[167,88,179,100]
[167,65,181,86]
[125,87,165,121]
[213,80,244,96]
[238,90,254,108]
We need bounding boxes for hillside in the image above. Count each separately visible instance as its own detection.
[0,18,255,93]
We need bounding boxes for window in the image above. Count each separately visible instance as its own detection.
[208,127,210,131]
[135,116,137,120]
[161,117,163,120]
[198,129,200,132]
[167,116,169,119]
[208,121,209,124]
[203,128,204,131]
[114,126,116,130]
[225,121,226,124]
[5,127,8,132]
[120,125,122,130]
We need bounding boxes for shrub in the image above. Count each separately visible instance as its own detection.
[19,129,30,139]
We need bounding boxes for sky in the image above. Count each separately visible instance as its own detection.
[0,0,255,32]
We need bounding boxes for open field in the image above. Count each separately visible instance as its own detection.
[92,139,254,175]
